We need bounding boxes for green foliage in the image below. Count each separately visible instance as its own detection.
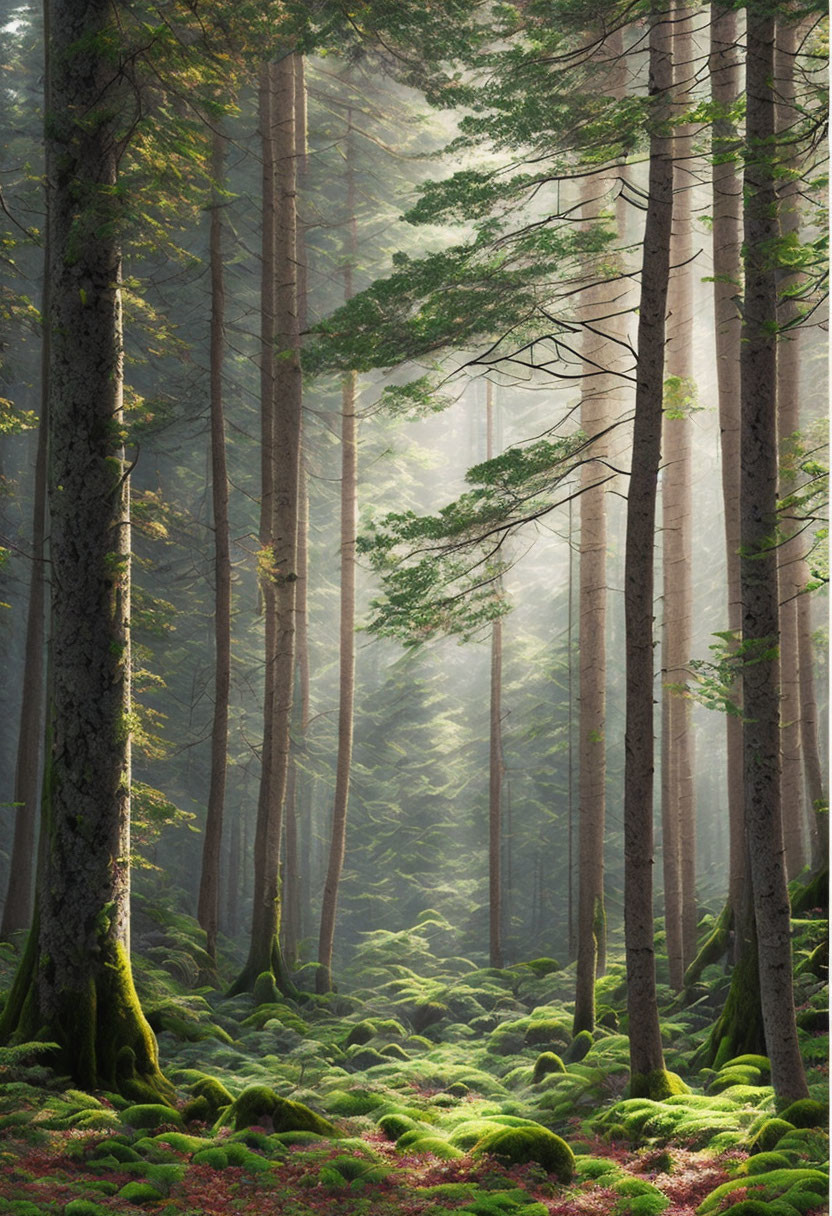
[473,1122,575,1181]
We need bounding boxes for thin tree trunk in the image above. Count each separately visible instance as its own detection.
[572,178,611,1033]
[225,805,240,938]
[740,11,808,1104]
[232,53,301,995]
[662,0,697,986]
[487,380,503,970]
[317,108,358,994]
[1,264,49,938]
[710,2,745,940]
[797,591,827,865]
[775,20,807,878]
[624,0,673,1096]
[282,54,309,969]
[197,127,231,965]
[567,496,575,963]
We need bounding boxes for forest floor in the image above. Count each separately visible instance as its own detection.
[0,893,827,1216]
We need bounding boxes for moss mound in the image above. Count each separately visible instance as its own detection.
[525,1018,569,1049]
[473,1124,574,1182]
[119,1103,184,1130]
[629,1070,689,1100]
[532,1052,566,1083]
[750,1119,796,1153]
[116,1181,164,1203]
[565,1029,594,1063]
[218,1085,336,1135]
[344,1020,375,1047]
[779,1099,828,1129]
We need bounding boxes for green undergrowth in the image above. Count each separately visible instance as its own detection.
[0,897,826,1215]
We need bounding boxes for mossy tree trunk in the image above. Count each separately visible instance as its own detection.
[231,54,301,997]
[709,1,745,945]
[739,10,808,1105]
[198,127,231,968]
[317,108,358,993]
[0,0,170,1101]
[624,0,673,1096]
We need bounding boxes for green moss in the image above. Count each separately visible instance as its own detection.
[347,1046,389,1070]
[718,1204,773,1216]
[192,1146,229,1168]
[724,1055,771,1078]
[344,1020,375,1047]
[324,1088,386,1117]
[149,1131,207,1154]
[575,1157,623,1180]
[182,1095,210,1123]
[532,1052,566,1083]
[411,1001,448,1032]
[711,1066,765,1092]
[120,1103,184,1130]
[750,1119,796,1152]
[377,1112,418,1139]
[774,1127,830,1166]
[116,1181,164,1203]
[525,958,561,976]
[253,971,281,1006]
[473,1124,574,1182]
[741,1152,793,1174]
[525,1018,570,1048]
[779,1099,828,1129]
[218,1085,336,1136]
[629,1070,689,1100]
[697,1169,829,1213]
[565,1030,594,1062]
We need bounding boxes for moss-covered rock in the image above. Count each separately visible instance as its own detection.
[525,1019,570,1050]
[252,971,281,1006]
[749,1119,796,1153]
[324,1088,386,1117]
[473,1124,574,1182]
[411,1001,448,1033]
[779,1099,828,1129]
[346,1046,389,1071]
[532,1052,566,1083]
[218,1085,336,1135]
[565,1030,594,1063]
[740,1151,793,1175]
[64,1203,109,1216]
[119,1103,184,1130]
[116,1182,164,1204]
[398,1132,463,1159]
[192,1146,229,1168]
[377,1112,418,1140]
[344,1020,375,1048]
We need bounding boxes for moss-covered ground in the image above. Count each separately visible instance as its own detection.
[0,894,826,1215]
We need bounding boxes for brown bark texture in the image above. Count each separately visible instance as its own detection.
[797,591,827,864]
[232,54,301,995]
[661,0,697,987]
[775,21,810,877]
[2,272,49,937]
[624,0,673,1089]
[740,12,808,1104]
[709,2,745,935]
[317,109,358,992]
[197,128,232,964]
[0,0,169,1101]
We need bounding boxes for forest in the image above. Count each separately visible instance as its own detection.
[0,0,828,1213]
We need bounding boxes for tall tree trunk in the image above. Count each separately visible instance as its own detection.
[0,0,169,1101]
[197,127,231,966]
[661,0,697,986]
[317,109,358,993]
[231,54,301,995]
[624,0,674,1097]
[282,54,309,969]
[1,265,49,938]
[487,380,504,969]
[572,178,611,1033]
[710,2,745,939]
[740,10,808,1104]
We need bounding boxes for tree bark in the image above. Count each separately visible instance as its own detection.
[282,54,309,970]
[775,20,808,878]
[197,127,231,966]
[740,10,808,1104]
[317,108,358,992]
[231,54,301,995]
[797,591,827,866]
[487,381,504,970]
[710,2,745,941]
[661,0,697,985]
[0,0,169,1101]
[1,259,49,938]
[624,0,673,1096]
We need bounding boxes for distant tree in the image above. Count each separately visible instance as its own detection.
[318,108,360,993]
